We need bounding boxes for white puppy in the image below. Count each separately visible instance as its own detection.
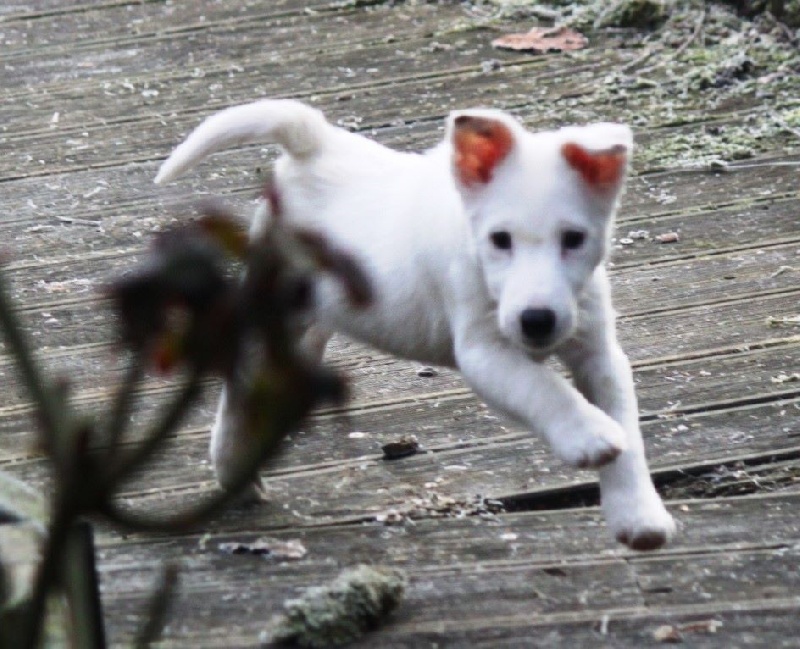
[155,99,676,550]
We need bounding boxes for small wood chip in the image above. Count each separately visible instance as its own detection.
[771,372,800,384]
[680,620,723,634]
[681,620,722,633]
[381,435,419,460]
[770,265,797,278]
[766,315,800,327]
[55,216,102,227]
[653,619,723,643]
[653,625,683,643]
[654,232,680,244]
[492,26,588,54]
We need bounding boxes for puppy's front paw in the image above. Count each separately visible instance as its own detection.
[552,407,627,469]
[604,491,676,551]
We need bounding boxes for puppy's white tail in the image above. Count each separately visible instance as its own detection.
[154,99,329,184]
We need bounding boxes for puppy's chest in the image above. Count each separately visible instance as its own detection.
[314,275,456,367]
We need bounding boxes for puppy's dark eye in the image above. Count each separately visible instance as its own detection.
[561,230,586,251]
[490,231,512,250]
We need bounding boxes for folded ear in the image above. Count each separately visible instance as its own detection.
[560,123,632,192]
[450,113,515,187]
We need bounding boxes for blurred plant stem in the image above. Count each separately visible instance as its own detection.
[0,195,371,647]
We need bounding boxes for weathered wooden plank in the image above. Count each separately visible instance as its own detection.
[2,186,797,312]
[0,0,339,50]
[611,193,800,269]
[0,2,473,91]
[1,69,777,185]
[4,381,797,536]
[1,141,796,253]
[0,191,793,330]
[0,281,796,463]
[0,289,791,459]
[2,2,799,645]
[86,491,800,645]
[4,13,786,181]
[139,606,800,648]
[94,490,800,570]
[0,7,514,103]
[0,56,606,180]
[0,231,796,370]
[100,403,800,530]
[340,603,800,649]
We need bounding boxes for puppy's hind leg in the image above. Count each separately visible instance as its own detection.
[299,323,332,363]
[209,324,332,500]
[209,380,269,502]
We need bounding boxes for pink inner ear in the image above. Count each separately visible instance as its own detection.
[561,142,627,189]
[453,116,514,186]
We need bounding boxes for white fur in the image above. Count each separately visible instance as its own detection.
[156,99,676,550]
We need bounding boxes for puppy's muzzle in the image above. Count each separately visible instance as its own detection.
[519,308,557,347]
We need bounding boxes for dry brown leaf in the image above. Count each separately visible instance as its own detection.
[492,26,588,53]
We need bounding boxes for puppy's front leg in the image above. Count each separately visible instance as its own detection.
[559,276,676,550]
[453,322,629,470]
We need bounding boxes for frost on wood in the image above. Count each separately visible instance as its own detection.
[261,565,407,648]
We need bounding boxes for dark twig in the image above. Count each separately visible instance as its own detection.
[0,272,68,461]
[134,564,179,649]
[19,493,77,649]
[63,522,106,649]
[0,187,370,647]
[103,354,145,451]
[105,374,203,488]
[100,423,286,534]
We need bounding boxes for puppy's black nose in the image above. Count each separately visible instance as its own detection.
[519,308,556,344]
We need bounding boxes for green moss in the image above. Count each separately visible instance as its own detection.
[262,565,407,648]
[594,0,673,29]
[473,1,800,169]
[785,0,800,27]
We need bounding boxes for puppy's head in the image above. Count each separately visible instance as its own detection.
[448,110,632,354]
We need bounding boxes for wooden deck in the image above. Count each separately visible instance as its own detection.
[2,1,799,646]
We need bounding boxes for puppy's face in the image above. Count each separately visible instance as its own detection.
[449,112,631,354]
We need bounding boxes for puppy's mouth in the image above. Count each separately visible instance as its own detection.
[519,337,561,358]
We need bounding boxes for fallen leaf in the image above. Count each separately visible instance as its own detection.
[492,26,588,53]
